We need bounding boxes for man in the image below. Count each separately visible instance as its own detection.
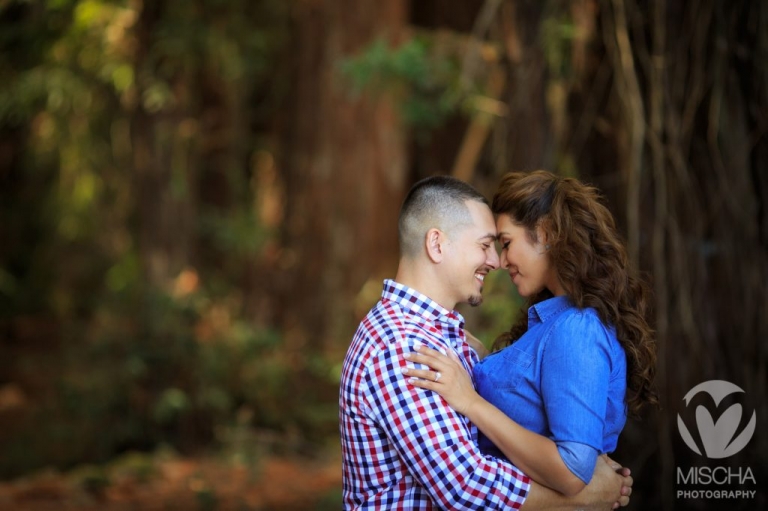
[339,176,632,509]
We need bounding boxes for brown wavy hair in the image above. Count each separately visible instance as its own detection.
[491,170,658,415]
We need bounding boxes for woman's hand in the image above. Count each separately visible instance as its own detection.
[402,346,481,416]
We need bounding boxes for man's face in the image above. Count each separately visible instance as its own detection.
[443,200,500,307]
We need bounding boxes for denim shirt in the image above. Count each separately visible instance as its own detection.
[473,296,627,481]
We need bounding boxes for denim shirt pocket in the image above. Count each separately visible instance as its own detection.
[477,345,535,393]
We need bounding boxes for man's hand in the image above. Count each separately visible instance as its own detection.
[571,456,632,510]
[602,455,633,508]
[519,455,633,511]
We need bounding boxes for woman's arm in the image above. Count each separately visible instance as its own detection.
[403,347,587,496]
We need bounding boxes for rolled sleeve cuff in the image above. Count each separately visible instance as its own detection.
[556,441,599,484]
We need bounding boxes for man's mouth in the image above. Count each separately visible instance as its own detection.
[475,272,486,283]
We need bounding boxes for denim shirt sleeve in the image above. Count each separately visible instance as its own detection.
[556,440,599,484]
[540,311,612,460]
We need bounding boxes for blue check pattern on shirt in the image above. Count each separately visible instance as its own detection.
[340,280,530,510]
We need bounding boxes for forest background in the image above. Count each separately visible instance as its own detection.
[1,0,766,510]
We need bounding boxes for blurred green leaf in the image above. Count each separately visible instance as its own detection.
[0,267,17,296]
[153,387,191,424]
[341,35,470,133]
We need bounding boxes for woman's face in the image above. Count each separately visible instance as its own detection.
[495,215,564,297]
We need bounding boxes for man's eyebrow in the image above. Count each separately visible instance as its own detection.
[479,233,496,241]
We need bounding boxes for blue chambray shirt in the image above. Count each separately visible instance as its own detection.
[473,295,627,483]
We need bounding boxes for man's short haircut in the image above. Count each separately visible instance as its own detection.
[398,176,489,258]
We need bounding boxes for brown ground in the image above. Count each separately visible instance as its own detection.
[0,453,342,511]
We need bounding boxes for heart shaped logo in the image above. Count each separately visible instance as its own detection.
[677,380,756,459]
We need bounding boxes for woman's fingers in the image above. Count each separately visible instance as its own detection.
[414,346,446,360]
[403,346,464,388]
[404,369,443,392]
[404,351,446,371]
[402,366,441,382]
[410,346,463,367]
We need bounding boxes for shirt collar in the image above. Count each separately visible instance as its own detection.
[381,279,465,330]
[529,295,572,324]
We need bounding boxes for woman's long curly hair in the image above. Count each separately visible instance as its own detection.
[491,170,658,415]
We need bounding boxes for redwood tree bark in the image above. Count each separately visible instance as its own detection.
[131,0,196,290]
[275,0,408,357]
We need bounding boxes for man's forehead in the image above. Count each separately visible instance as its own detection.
[464,222,497,241]
[460,201,495,239]
[477,231,497,241]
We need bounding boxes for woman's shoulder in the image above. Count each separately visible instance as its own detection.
[544,305,619,355]
[550,304,607,333]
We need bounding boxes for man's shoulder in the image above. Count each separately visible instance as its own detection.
[356,299,443,348]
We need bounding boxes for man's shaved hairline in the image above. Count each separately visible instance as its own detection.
[398,178,488,258]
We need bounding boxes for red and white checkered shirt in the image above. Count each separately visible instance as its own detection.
[340,280,530,510]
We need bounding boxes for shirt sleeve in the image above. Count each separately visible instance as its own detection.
[556,440,600,484]
[540,311,613,480]
[363,335,530,510]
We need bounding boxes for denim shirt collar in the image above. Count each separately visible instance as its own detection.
[382,279,465,330]
[528,295,573,325]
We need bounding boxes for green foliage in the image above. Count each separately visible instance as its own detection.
[341,36,468,134]
[0,276,298,477]
[314,487,344,511]
[540,11,576,80]
[0,0,307,479]
[200,207,271,260]
[0,266,17,296]
[69,464,112,495]
[108,450,158,483]
[195,485,219,511]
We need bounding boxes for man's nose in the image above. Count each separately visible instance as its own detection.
[487,248,500,270]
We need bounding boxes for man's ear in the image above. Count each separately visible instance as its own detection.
[425,228,446,263]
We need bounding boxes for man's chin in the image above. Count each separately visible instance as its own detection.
[467,294,483,307]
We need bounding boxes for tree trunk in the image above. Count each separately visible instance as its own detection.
[275,0,408,359]
[131,0,198,290]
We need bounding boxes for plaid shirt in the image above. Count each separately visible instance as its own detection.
[340,280,530,510]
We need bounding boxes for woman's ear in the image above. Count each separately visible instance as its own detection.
[535,223,551,252]
[425,228,445,263]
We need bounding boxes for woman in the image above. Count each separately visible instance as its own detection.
[403,170,657,496]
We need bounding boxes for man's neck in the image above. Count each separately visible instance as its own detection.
[394,259,456,311]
